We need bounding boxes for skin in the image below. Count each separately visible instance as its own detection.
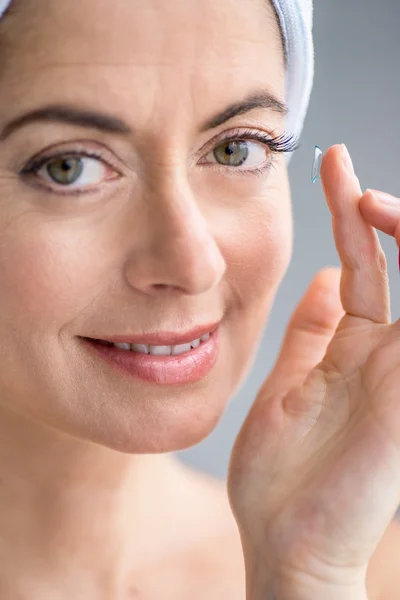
[0,1,399,599]
[0,0,288,597]
[228,149,400,600]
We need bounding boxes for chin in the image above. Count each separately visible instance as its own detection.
[95,402,225,454]
[22,387,228,455]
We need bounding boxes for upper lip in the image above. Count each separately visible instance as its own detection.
[88,321,220,346]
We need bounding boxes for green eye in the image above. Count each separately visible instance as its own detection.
[46,158,84,185]
[213,140,249,167]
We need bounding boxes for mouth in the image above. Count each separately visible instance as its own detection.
[86,329,213,357]
[80,325,221,385]
[81,320,220,355]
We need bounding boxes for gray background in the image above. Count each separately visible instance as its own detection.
[178,0,400,481]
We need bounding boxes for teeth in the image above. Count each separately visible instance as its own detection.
[132,344,150,354]
[114,342,131,351]
[109,332,211,354]
[149,345,171,356]
[171,343,192,356]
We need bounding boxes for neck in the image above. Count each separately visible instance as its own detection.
[0,407,199,595]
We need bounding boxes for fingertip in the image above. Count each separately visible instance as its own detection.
[363,188,375,199]
[320,144,342,171]
[359,189,400,237]
[365,188,400,208]
[359,188,377,210]
[320,144,348,189]
[306,267,343,321]
[317,266,342,288]
[294,269,344,338]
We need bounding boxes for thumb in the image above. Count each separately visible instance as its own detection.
[265,267,345,399]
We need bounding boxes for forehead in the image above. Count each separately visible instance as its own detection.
[0,0,285,128]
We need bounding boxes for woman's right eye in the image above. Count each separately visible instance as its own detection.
[204,139,268,170]
[22,152,119,192]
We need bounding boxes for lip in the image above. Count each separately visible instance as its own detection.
[87,321,220,346]
[81,325,220,385]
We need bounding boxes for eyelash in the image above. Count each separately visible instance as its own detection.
[20,129,301,195]
[20,147,112,197]
[209,128,300,177]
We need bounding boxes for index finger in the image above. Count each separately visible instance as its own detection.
[320,144,390,325]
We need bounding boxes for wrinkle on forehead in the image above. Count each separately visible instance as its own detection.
[0,0,284,70]
[0,0,286,137]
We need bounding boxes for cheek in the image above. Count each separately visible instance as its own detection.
[0,221,106,330]
[227,182,293,305]
[0,175,292,333]
[222,179,293,390]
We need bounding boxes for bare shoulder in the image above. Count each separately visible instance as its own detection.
[176,466,247,599]
[131,526,246,600]
[366,518,400,600]
[130,466,246,599]
[182,525,246,600]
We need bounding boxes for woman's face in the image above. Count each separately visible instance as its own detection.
[0,0,292,452]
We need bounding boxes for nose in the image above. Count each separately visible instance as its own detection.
[124,172,226,296]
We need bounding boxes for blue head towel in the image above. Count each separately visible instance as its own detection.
[270,0,314,160]
[0,0,314,162]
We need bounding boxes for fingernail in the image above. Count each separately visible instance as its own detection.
[341,144,354,175]
[369,189,400,208]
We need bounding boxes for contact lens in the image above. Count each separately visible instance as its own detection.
[311,145,323,183]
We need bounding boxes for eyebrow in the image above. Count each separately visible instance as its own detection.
[0,90,288,141]
[0,105,132,141]
[199,90,288,131]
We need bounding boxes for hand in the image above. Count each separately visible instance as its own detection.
[227,144,400,600]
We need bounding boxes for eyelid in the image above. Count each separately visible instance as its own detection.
[198,126,276,155]
[19,148,122,196]
[19,127,288,195]
[20,140,124,175]
[20,128,278,174]
[197,127,278,174]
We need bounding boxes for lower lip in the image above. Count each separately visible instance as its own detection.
[81,327,220,385]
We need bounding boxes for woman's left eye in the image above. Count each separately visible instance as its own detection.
[203,138,270,171]
[23,153,118,191]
